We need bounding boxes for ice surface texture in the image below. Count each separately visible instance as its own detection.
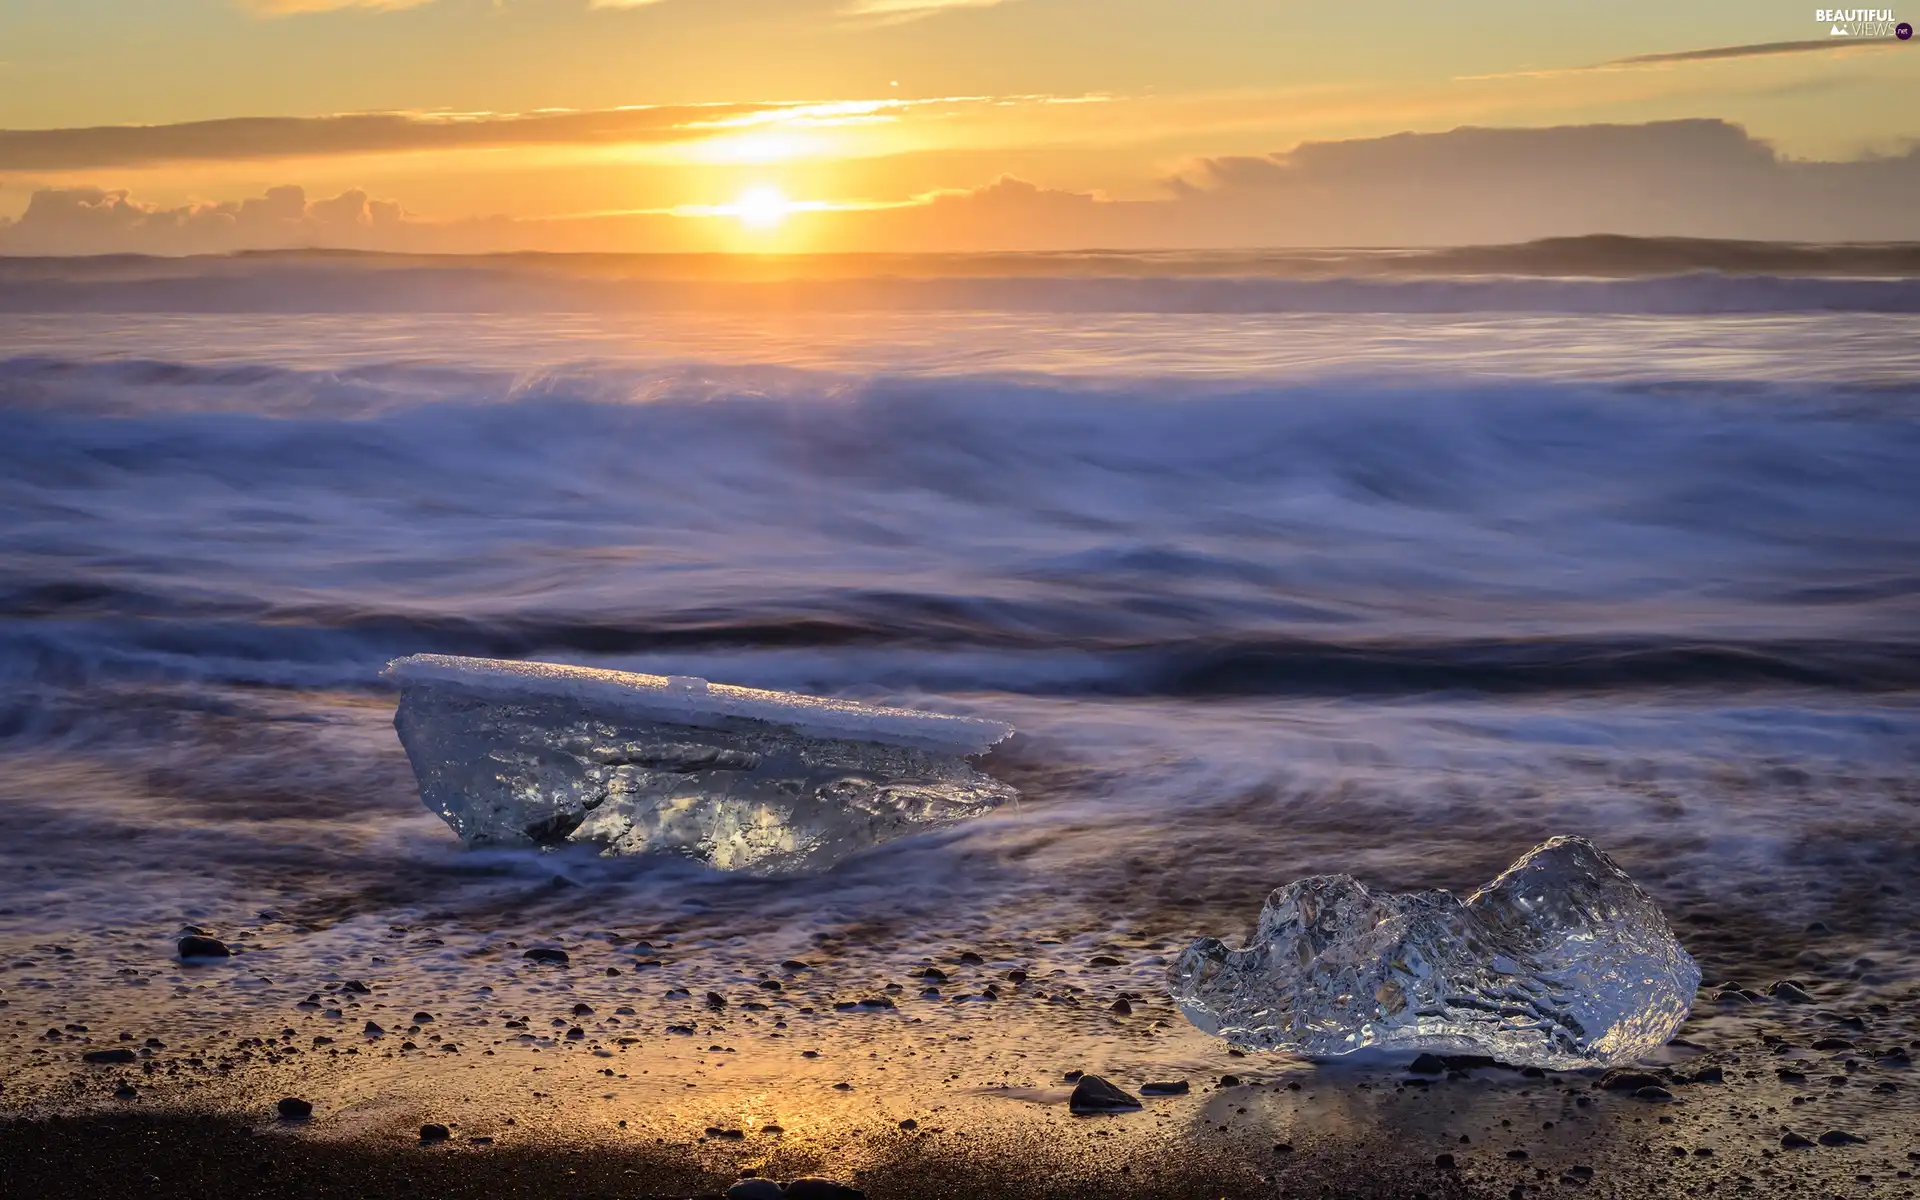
[386,654,1016,873]
[1167,836,1700,1069]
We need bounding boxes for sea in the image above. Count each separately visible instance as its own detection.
[0,241,1916,1093]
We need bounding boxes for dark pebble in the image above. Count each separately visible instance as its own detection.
[521,948,569,965]
[1818,1130,1866,1146]
[1108,998,1132,1015]
[1434,1153,1456,1169]
[1088,955,1123,967]
[1781,1132,1816,1149]
[342,980,371,994]
[419,1123,451,1143]
[898,1118,917,1130]
[1069,1074,1142,1114]
[177,935,232,960]
[82,1048,138,1065]
[1219,1074,1242,1087]
[1633,1086,1675,1102]
[1599,1069,1668,1092]
[276,1098,312,1120]
[706,992,728,1010]
[1768,981,1815,1004]
[1139,1080,1189,1096]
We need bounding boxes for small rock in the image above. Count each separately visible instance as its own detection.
[177,935,232,960]
[412,1012,435,1023]
[1769,981,1815,1004]
[113,1084,138,1100]
[276,1098,313,1120]
[1818,1130,1866,1146]
[1434,1153,1456,1169]
[898,1118,917,1130]
[1598,1069,1668,1092]
[1139,1080,1189,1096]
[419,1123,451,1143]
[1632,1086,1675,1102]
[1069,1074,1142,1114]
[341,980,371,994]
[1088,955,1123,967]
[521,948,569,965]
[82,1048,138,1065]
[706,992,728,1010]
[1219,1074,1242,1087]
[1781,1132,1816,1149]
[1108,998,1132,1015]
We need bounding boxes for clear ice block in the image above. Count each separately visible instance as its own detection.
[385,654,1016,874]
[1166,836,1700,1069]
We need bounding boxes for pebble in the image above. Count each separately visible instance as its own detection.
[419,1123,451,1143]
[1781,1132,1816,1149]
[1598,1069,1667,1092]
[1069,1074,1142,1114]
[81,1048,138,1065]
[177,935,232,960]
[521,948,569,965]
[1139,1080,1190,1096]
[1818,1130,1867,1146]
[276,1098,312,1120]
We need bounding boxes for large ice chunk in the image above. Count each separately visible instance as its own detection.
[384,654,1016,873]
[1166,836,1700,1069]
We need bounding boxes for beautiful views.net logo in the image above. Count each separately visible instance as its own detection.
[1814,8,1908,35]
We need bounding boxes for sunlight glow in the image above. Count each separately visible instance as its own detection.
[733,184,793,229]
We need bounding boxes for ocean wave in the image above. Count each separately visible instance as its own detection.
[3,250,1920,314]
[1,355,1915,711]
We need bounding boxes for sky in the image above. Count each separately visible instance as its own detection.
[0,0,1916,253]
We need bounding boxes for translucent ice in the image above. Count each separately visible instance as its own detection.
[385,654,1016,873]
[1166,836,1700,1069]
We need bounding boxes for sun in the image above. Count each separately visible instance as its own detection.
[733,184,792,230]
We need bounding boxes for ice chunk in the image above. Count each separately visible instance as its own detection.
[384,654,1016,873]
[1166,836,1700,1069]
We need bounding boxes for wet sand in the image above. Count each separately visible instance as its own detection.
[3,915,1916,1200]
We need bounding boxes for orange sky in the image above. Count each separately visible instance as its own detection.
[0,1,1915,251]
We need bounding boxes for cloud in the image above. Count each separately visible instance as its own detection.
[1462,36,1901,80]
[4,121,1917,255]
[0,185,408,255]
[1606,39,1886,66]
[236,0,437,14]
[840,0,1018,22]
[0,104,800,170]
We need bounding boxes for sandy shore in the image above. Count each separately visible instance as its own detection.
[3,928,1915,1199]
